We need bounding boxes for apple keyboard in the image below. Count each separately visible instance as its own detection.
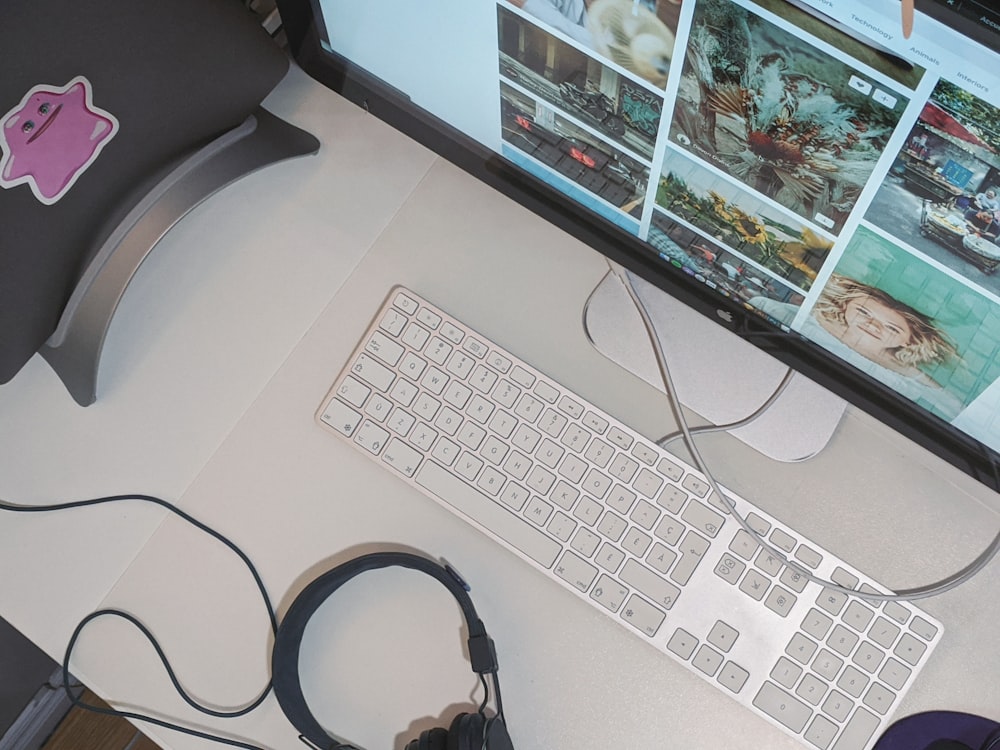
[317,286,943,750]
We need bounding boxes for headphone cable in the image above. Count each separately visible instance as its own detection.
[0,493,277,750]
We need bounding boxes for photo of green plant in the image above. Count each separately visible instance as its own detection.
[655,149,834,290]
[669,0,909,233]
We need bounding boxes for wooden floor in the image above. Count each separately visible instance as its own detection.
[41,691,159,750]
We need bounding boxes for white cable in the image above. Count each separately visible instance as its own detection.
[656,368,796,449]
[608,262,1000,602]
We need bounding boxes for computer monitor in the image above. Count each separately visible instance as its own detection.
[276,0,1000,492]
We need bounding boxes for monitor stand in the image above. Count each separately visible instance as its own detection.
[583,270,847,462]
[40,107,319,406]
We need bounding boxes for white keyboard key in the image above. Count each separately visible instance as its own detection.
[320,399,362,437]
[754,682,811,733]
[621,594,664,637]
[351,353,395,392]
[354,421,390,455]
[415,461,559,568]
[381,438,422,477]
[392,291,418,314]
[554,551,597,592]
[620,559,681,609]
[337,376,371,408]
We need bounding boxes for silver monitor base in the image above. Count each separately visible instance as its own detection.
[584,271,846,462]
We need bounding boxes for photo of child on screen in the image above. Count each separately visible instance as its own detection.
[807,274,963,419]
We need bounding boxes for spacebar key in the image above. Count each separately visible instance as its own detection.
[416,462,561,569]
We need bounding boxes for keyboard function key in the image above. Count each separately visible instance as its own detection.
[392,291,419,314]
[910,616,939,641]
[415,307,441,329]
[606,426,633,450]
[681,474,710,498]
[582,411,609,434]
[486,351,512,373]
[794,544,824,570]
[882,601,911,626]
[629,441,658,466]
[657,457,683,482]
[439,322,464,345]
[463,337,488,358]
[770,528,797,553]
[509,365,535,389]
[533,381,559,403]
[557,395,584,419]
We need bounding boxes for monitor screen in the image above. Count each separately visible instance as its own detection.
[277,0,1000,491]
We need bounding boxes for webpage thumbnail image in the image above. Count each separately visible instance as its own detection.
[647,211,806,328]
[498,3,670,163]
[502,0,682,90]
[867,79,1000,297]
[805,226,1000,425]
[655,148,834,292]
[669,0,912,235]
[500,82,650,218]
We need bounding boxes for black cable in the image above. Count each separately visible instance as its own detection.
[0,494,277,750]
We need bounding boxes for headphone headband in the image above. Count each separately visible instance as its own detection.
[271,552,500,750]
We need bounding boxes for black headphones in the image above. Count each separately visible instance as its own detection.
[271,552,514,750]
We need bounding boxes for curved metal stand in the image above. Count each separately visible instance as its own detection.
[40,107,320,406]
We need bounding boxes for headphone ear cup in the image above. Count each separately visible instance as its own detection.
[408,726,449,750]
[448,712,485,750]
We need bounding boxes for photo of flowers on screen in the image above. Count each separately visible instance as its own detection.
[655,149,834,290]
[668,0,909,233]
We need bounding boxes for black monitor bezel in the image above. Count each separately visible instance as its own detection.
[275,0,1000,493]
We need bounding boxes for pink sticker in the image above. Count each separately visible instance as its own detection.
[0,76,119,205]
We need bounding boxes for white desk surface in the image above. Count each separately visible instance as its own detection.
[2,65,999,750]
